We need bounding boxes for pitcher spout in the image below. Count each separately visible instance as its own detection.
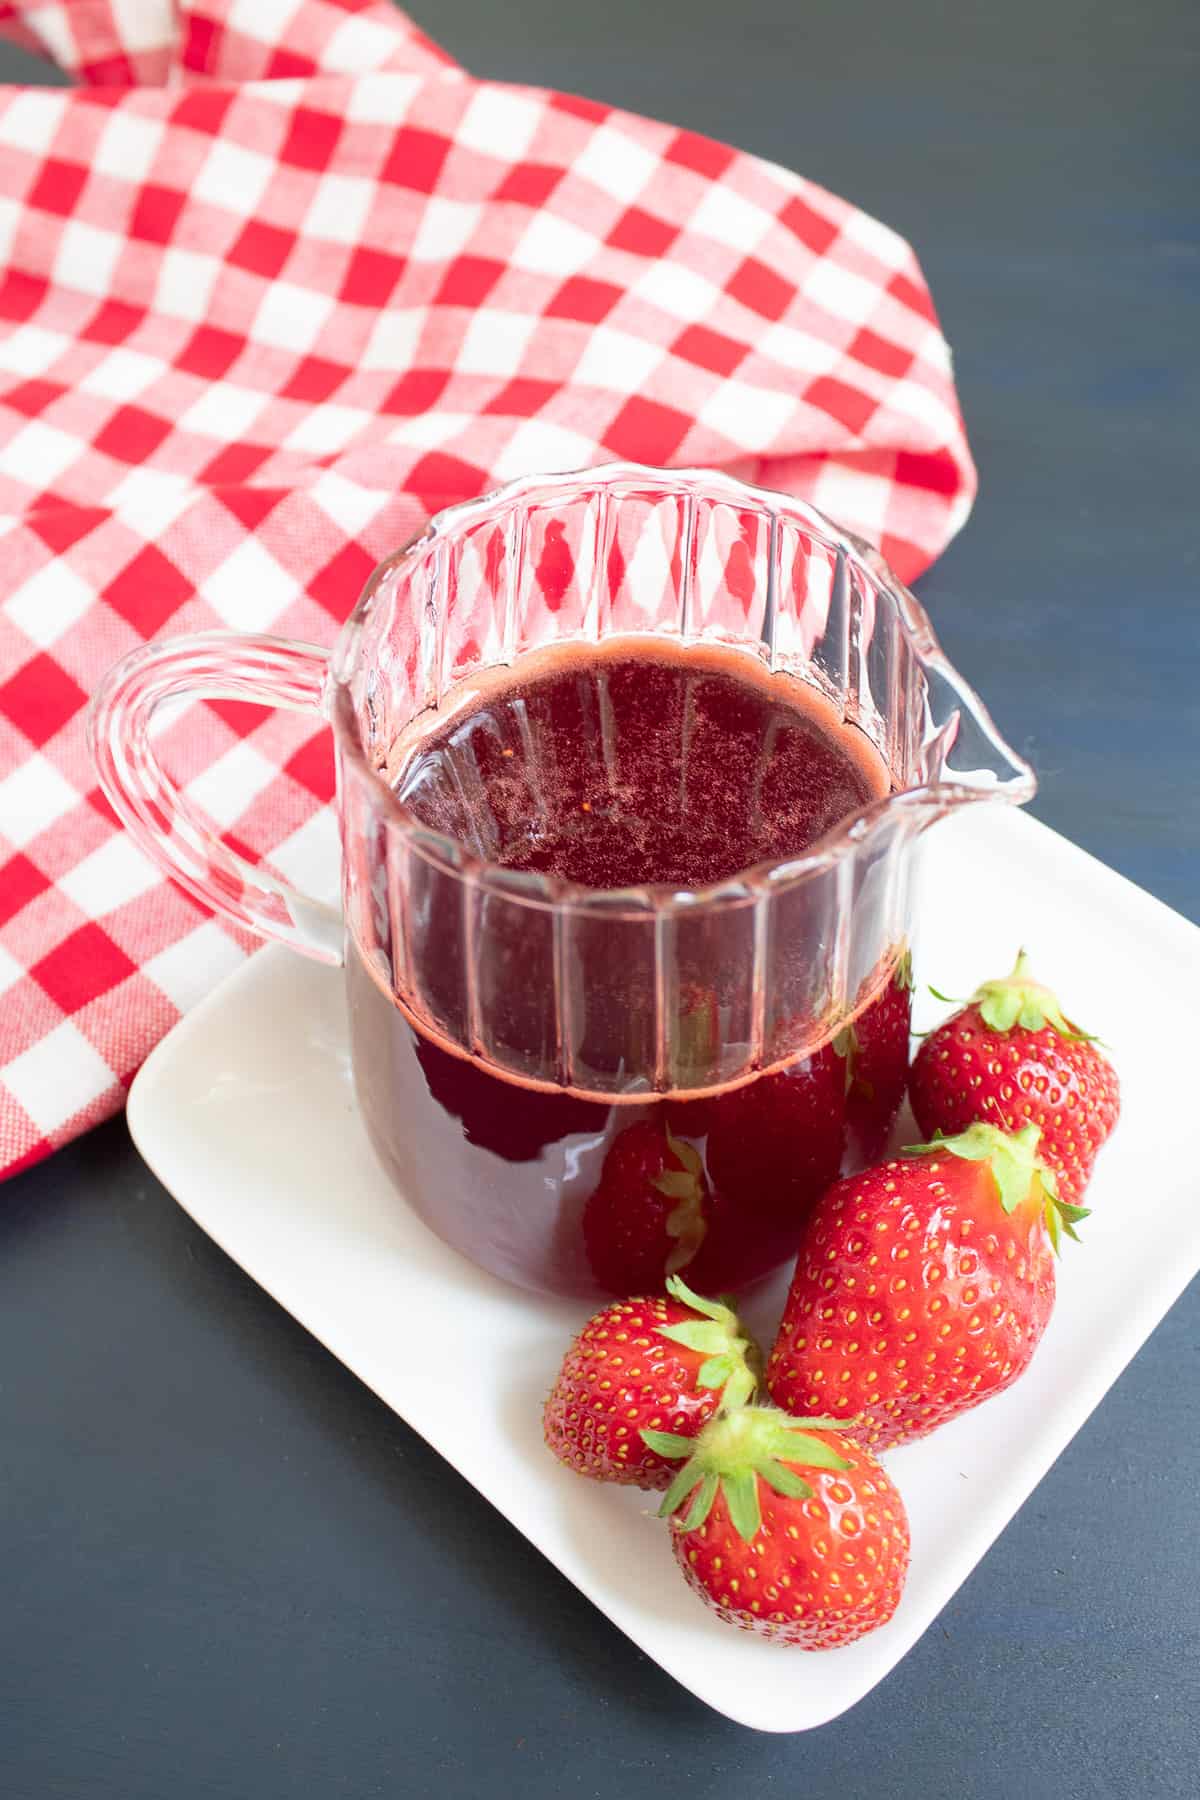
[909,644,1037,822]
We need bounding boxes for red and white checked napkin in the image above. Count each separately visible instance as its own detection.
[0,0,976,1182]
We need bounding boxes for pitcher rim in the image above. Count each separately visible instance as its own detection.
[328,462,1036,917]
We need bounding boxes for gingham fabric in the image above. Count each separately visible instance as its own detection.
[0,0,977,1181]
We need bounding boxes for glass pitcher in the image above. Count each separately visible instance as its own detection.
[91,464,1034,1295]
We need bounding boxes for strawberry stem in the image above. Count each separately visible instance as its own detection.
[646,1406,853,1543]
[653,1132,709,1273]
[971,949,1098,1042]
[656,1275,762,1410]
[903,1123,1088,1255]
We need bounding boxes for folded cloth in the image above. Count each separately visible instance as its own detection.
[0,0,976,1181]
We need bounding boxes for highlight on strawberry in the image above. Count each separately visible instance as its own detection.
[643,1407,910,1649]
[909,949,1120,1204]
[767,1121,1087,1450]
[543,1275,762,1491]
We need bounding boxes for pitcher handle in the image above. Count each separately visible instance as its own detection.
[88,631,343,966]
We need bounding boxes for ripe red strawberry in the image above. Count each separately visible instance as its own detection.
[703,1041,846,1226]
[767,1123,1086,1449]
[644,1407,909,1647]
[660,1046,849,1292]
[838,951,913,1159]
[582,1120,712,1296]
[543,1277,761,1490]
[681,1186,792,1294]
[909,950,1120,1204]
[658,1044,852,1296]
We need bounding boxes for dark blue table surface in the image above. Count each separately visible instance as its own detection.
[2,3,1197,1795]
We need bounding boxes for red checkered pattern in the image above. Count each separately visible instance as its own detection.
[0,0,976,1181]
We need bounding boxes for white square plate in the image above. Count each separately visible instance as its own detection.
[127,807,1200,1732]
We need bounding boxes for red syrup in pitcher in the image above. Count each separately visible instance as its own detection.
[346,638,892,1296]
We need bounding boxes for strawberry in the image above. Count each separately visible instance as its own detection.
[643,1407,909,1647]
[661,1046,849,1293]
[838,951,913,1159]
[703,1041,846,1230]
[766,1123,1087,1449]
[682,1186,792,1294]
[543,1277,761,1489]
[909,950,1120,1204]
[582,1119,711,1296]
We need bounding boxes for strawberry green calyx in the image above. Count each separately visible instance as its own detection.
[903,1122,1090,1255]
[832,1021,862,1095]
[655,1275,762,1411]
[971,949,1096,1042]
[641,1406,852,1542]
[651,1133,707,1273]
